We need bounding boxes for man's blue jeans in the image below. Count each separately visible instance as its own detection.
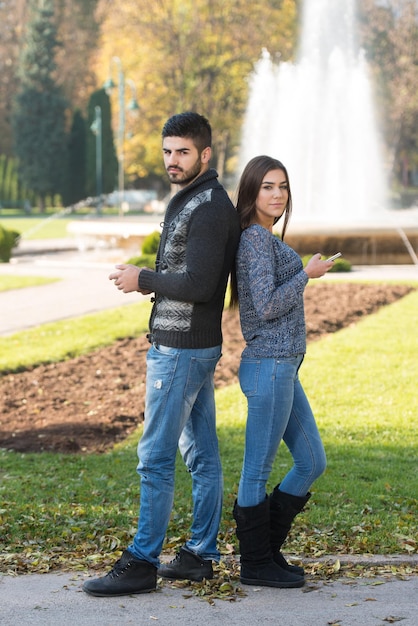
[237,354,326,507]
[128,343,223,566]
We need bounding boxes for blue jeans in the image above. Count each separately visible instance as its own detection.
[237,355,326,507]
[128,343,223,566]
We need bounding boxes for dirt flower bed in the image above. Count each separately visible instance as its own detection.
[0,282,413,454]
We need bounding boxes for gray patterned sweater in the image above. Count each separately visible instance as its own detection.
[236,224,309,358]
[139,168,240,348]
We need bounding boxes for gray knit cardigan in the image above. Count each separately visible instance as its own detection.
[139,168,240,349]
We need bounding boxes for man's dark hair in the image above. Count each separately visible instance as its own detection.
[162,112,212,153]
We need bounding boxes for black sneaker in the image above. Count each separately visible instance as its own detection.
[82,549,157,597]
[157,546,213,581]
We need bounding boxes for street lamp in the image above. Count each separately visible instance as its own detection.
[104,57,139,214]
[90,105,102,214]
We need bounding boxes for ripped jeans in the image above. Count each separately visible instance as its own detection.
[128,343,222,566]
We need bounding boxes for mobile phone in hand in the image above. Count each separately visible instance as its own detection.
[326,252,342,262]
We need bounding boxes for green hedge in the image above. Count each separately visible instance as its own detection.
[126,253,156,268]
[0,225,20,262]
[142,230,160,254]
[126,231,160,267]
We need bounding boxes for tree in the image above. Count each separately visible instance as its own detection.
[53,0,101,109]
[0,0,28,156]
[65,110,87,206]
[0,0,100,159]
[359,0,418,187]
[95,0,298,183]
[86,89,118,197]
[12,0,68,211]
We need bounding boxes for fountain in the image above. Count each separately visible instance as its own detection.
[238,0,418,264]
[239,0,388,226]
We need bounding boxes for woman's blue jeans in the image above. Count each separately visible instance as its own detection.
[128,343,223,566]
[237,354,326,507]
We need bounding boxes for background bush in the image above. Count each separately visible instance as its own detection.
[0,225,20,262]
[141,230,161,254]
[126,253,157,268]
[126,230,160,267]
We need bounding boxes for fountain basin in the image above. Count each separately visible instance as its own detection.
[67,219,162,253]
[284,211,418,265]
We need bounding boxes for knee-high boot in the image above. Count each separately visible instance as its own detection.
[269,485,311,576]
[233,497,304,588]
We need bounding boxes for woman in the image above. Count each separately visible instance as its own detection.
[231,155,333,588]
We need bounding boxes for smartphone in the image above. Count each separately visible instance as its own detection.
[326,252,342,262]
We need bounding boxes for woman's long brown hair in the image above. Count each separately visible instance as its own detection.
[230,155,293,308]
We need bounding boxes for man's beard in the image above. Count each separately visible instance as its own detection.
[166,157,203,186]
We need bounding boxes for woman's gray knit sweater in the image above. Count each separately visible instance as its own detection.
[236,223,309,359]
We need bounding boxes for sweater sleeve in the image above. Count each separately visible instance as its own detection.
[238,225,308,321]
[139,201,232,302]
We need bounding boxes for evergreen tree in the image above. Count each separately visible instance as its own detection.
[65,109,87,206]
[0,155,6,204]
[86,89,118,198]
[0,155,30,208]
[3,157,15,205]
[7,157,19,204]
[12,0,68,211]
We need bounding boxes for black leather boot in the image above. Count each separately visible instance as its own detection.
[233,497,304,588]
[269,486,311,577]
[82,549,157,597]
[157,545,213,581]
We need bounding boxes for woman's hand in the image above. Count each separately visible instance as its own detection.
[304,253,334,279]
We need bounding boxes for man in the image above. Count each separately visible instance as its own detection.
[83,112,240,597]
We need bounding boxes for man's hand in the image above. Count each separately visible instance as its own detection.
[109,264,152,294]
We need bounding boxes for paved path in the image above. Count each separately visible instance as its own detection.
[1,560,418,626]
[0,240,148,336]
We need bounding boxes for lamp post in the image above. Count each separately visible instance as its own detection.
[104,57,139,215]
[90,105,102,215]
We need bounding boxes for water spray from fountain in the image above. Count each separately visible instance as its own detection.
[239,0,388,225]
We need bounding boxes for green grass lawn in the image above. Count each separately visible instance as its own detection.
[0,302,152,373]
[0,206,144,240]
[0,289,417,576]
[0,275,59,292]
[0,216,72,239]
